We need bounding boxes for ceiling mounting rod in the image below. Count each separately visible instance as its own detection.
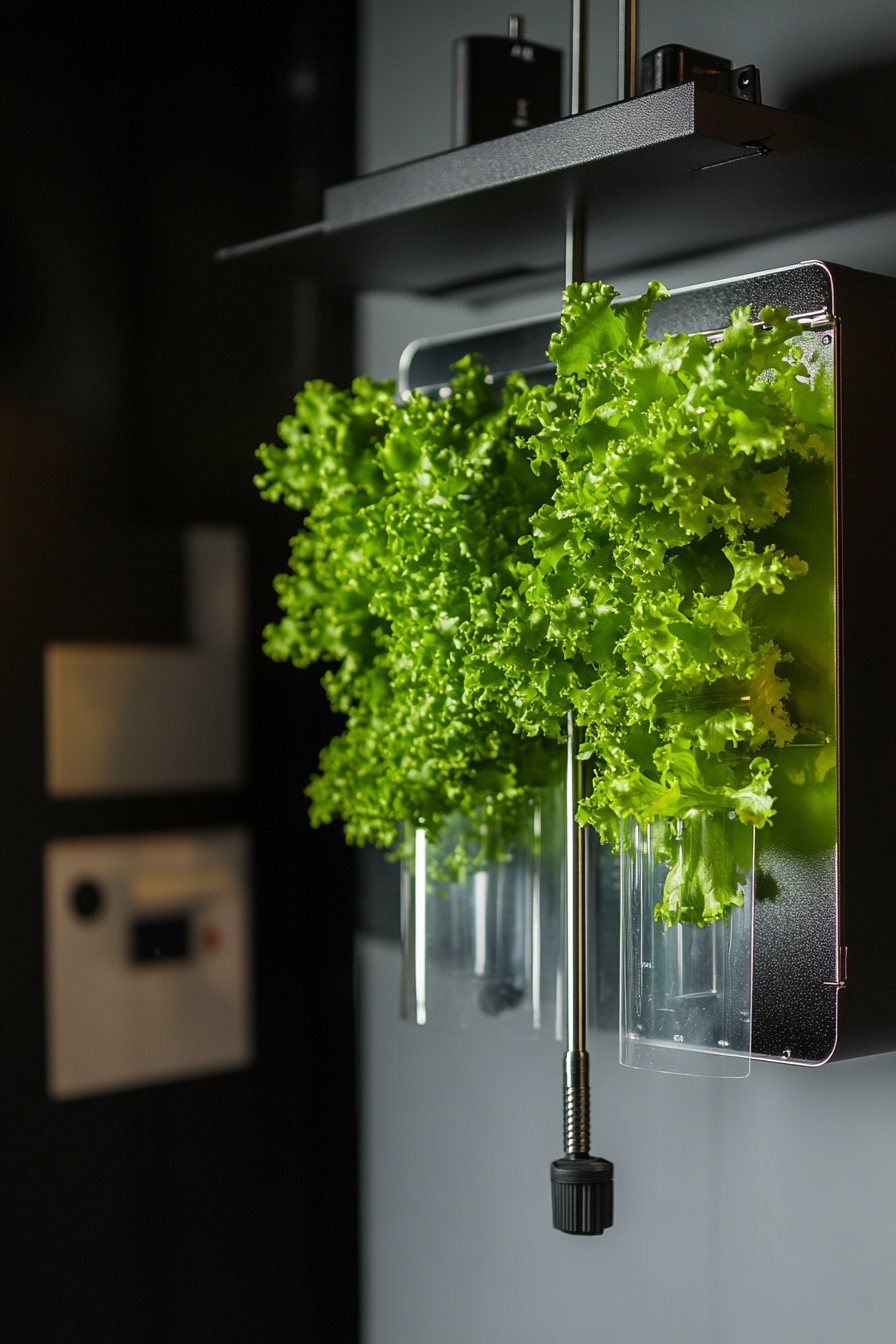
[567,0,637,286]
[618,0,639,101]
[569,0,588,118]
[565,0,588,287]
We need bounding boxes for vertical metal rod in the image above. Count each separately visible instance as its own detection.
[562,0,590,1161]
[569,0,588,116]
[552,7,614,1235]
[531,804,542,1031]
[566,0,588,288]
[565,202,586,288]
[414,827,427,1025]
[617,0,639,101]
[566,715,585,1055]
[564,711,590,1157]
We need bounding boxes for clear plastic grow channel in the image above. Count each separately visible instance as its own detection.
[400,788,567,1039]
[620,812,755,1077]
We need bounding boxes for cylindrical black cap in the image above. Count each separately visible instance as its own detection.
[550,1156,614,1235]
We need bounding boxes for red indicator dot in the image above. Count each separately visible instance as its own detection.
[202,924,223,953]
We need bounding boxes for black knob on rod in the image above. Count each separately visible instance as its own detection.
[551,1156,614,1235]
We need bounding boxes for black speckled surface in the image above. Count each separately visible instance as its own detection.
[752,842,839,1064]
[218,90,896,293]
[646,264,833,335]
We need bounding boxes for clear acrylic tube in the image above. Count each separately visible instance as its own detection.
[400,787,566,1038]
[620,813,755,1077]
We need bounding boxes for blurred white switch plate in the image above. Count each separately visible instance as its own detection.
[45,828,252,1099]
[45,527,245,797]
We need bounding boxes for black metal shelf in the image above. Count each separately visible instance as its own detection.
[217,84,896,296]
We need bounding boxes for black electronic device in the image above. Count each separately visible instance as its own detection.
[452,15,563,147]
[641,43,761,103]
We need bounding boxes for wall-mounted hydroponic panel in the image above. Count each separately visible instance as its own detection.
[401,260,896,1068]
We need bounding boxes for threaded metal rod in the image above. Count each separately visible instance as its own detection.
[564,1050,590,1157]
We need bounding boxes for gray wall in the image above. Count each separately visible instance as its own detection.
[356,4,896,1341]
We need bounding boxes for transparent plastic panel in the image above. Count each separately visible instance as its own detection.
[748,326,838,1064]
[620,814,755,1077]
[401,787,566,1038]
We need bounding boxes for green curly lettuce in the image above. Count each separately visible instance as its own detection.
[460,280,834,923]
[256,280,834,923]
[255,359,561,865]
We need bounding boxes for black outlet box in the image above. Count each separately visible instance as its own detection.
[452,31,562,147]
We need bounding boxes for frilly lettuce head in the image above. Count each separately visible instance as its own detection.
[257,280,834,919]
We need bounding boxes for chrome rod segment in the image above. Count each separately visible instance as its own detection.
[564,711,590,1156]
[617,0,638,101]
[566,0,588,288]
[569,0,588,116]
[565,198,585,287]
[565,712,586,1055]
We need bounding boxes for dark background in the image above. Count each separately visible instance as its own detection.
[0,2,358,1340]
